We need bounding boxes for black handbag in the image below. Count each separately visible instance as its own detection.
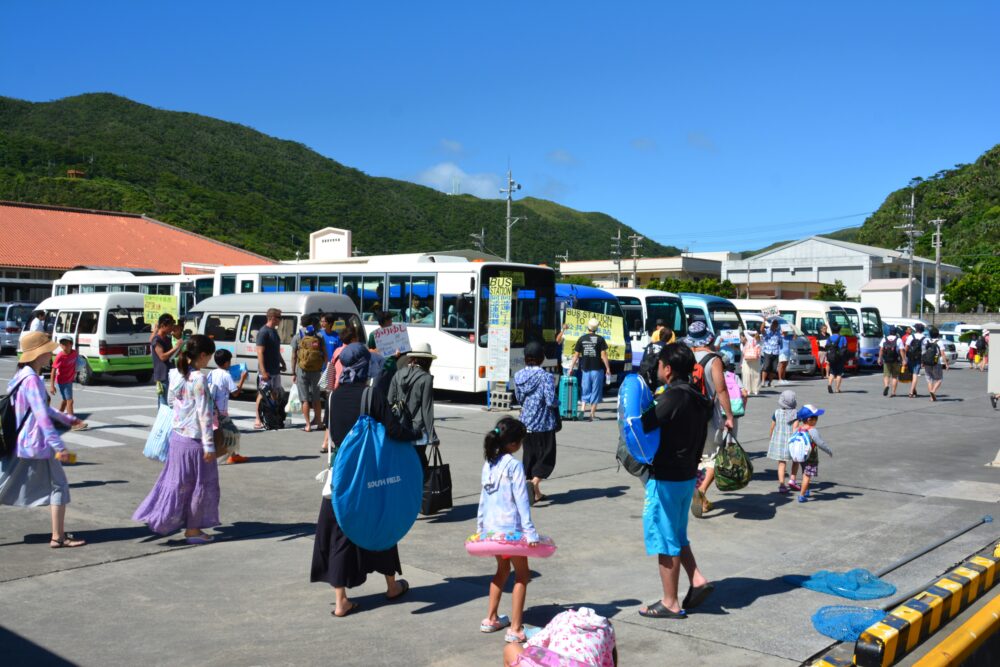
[551,406,563,433]
[420,445,453,516]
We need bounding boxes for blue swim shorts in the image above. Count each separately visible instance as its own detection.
[643,477,696,557]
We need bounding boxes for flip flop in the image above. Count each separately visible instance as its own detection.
[386,579,410,601]
[332,601,360,618]
[639,601,687,619]
[480,615,511,633]
[504,629,527,643]
[690,489,705,518]
[682,582,715,609]
[185,534,215,545]
[50,534,86,548]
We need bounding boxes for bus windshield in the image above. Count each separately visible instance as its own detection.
[646,296,684,333]
[574,298,626,320]
[860,308,883,338]
[617,296,643,338]
[708,304,742,333]
[828,311,853,334]
[478,266,555,348]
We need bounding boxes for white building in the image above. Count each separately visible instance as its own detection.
[722,236,962,300]
[557,254,724,289]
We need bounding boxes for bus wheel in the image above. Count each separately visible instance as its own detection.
[135,370,153,384]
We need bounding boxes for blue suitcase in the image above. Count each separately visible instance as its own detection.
[559,375,580,420]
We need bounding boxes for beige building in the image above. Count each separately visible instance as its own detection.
[557,253,728,288]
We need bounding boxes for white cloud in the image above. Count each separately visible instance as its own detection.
[440,139,464,155]
[630,137,658,153]
[547,148,578,165]
[415,162,501,199]
[686,131,717,152]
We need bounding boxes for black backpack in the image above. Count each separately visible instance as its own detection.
[881,337,901,364]
[825,337,842,364]
[616,435,650,482]
[0,380,27,458]
[921,339,941,366]
[637,341,664,390]
[906,337,924,365]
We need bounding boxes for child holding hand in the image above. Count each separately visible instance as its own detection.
[477,417,538,644]
[792,404,833,503]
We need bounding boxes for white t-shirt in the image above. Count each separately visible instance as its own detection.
[208,368,238,416]
[29,318,45,332]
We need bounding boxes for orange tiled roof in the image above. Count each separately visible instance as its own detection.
[0,201,274,271]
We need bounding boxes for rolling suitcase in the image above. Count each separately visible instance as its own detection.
[558,375,580,420]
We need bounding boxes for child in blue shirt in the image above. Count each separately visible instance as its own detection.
[476,417,538,643]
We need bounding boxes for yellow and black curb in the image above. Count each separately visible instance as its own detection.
[810,540,1000,667]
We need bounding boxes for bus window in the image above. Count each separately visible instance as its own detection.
[685,308,706,325]
[477,266,555,348]
[388,275,409,321]
[828,311,852,334]
[246,315,297,345]
[861,310,882,338]
[78,311,99,335]
[616,296,643,338]
[107,308,151,335]
[55,311,80,335]
[708,305,742,334]
[800,317,826,336]
[362,275,386,321]
[441,293,475,336]
[220,275,237,295]
[341,275,362,311]
[239,280,255,294]
[261,275,296,293]
[318,275,338,293]
[300,276,319,292]
[645,296,684,334]
[124,285,141,293]
[779,310,797,324]
[204,314,240,342]
[407,276,435,326]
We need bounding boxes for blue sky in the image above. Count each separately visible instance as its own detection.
[2,1,998,253]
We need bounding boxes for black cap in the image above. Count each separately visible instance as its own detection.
[524,341,546,361]
[655,319,666,327]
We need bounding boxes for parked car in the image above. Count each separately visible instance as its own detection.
[0,302,36,352]
[742,313,816,376]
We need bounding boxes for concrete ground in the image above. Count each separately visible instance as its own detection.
[2,357,999,666]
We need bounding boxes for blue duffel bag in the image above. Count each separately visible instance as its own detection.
[331,388,423,551]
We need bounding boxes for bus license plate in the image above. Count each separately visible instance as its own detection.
[129,345,146,356]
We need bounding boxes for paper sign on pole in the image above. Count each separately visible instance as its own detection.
[143,294,178,324]
[373,322,412,356]
[486,276,513,382]
[561,308,627,362]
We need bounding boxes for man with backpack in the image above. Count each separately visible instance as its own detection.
[682,322,735,519]
[921,326,949,402]
[254,308,287,430]
[292,315,328,432]
[637,342,714,619]
[902,322,927,398]
[878,326,904,397]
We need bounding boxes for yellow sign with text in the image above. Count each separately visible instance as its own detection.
[562,308,626,361]
[143,294,178,325]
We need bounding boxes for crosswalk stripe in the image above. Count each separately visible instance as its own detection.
[119,415,156,426]
[62,432,123,448]
[82,420,152,441]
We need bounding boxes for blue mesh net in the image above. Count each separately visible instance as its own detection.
[785,568,896,600]
[812,605,887,642]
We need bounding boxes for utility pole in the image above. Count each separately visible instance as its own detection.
[556,250,569,263]
[611,229,623,287]
[470,227,486,253]
[628,234,643,288]
[499,169,523,262]
[930,218,945,323]
[895,192,922,316]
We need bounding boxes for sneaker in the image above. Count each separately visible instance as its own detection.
[787,479,801,491]
[883,386,889,397]
[827,385,833,394]
[802,489,811,499]
[778,484,789,495]
[227,454,248,464]
[992,395,998,410]
[797,495,808,503]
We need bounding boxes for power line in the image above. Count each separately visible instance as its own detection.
[647,211,873,241]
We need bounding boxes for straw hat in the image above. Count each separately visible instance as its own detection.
[405,342,437,360]
[20,332,58,364]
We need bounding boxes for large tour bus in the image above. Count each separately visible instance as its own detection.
[555,283,631,382]
[827,302,884,368]
[211,254,557,393]
[606,288,686,369]
[52,268,216,318]
[730,298,858,371]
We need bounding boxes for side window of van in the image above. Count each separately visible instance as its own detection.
[55,311,80,334]
[204,314,240,342]
[246,316,297,345]
[78,311,100,335]
[800,317,824,336]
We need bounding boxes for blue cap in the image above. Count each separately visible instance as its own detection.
[796,404,825,421]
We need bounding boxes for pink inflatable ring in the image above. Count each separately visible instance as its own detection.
[465,531,557,558]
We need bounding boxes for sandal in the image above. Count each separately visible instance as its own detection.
[386,579,410,601]
[639,601,686,619]
[691,489,705,518]
[682,582,715,609]
[504,629,527,643]
[50,534,86,548]
[332,601,360,618]
[480,615,511,633]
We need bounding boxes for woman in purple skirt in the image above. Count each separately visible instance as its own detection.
[134,334,221,544]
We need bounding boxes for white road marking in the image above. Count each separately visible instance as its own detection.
[77,405,158,414]
[61,432,123,448]
[79,419,151,441]
[118,414,156,426]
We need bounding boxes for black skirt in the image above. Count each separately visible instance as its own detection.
[310,499,402,588]
[522,430,557,480]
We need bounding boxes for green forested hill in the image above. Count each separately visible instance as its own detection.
[856,144,1000,268]
[0,93,677,263]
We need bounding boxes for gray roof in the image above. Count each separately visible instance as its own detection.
[753,236,960,269]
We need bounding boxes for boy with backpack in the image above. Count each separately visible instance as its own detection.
[787,404,833,503]
[824,328,849,394]
[902,323,927,398]
[878,326,904,397]
[921,326,949,402]
[292,315,328,432]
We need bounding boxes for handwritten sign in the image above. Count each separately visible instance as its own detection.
[373,322,412,356]
[486,276,513,382]
[561,308,627,362]
[760,304,781,319]
[143,294,178,325]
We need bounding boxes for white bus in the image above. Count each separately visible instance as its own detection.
[210,254,557,393]
[827,302,884,368]
[605,288,686,368]
[52,268,216,318]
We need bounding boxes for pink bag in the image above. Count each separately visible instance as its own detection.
[742,338,760,360]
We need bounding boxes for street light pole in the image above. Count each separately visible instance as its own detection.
[499,169,523,262]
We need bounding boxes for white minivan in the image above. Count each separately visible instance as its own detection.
[605,288,686,368]
[186,292,364,385]
[29,293,153,385]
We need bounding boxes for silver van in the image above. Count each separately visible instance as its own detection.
[186,292,364,385]
[1,303,36,352]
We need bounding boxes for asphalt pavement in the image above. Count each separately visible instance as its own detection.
[2,358,999,667]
